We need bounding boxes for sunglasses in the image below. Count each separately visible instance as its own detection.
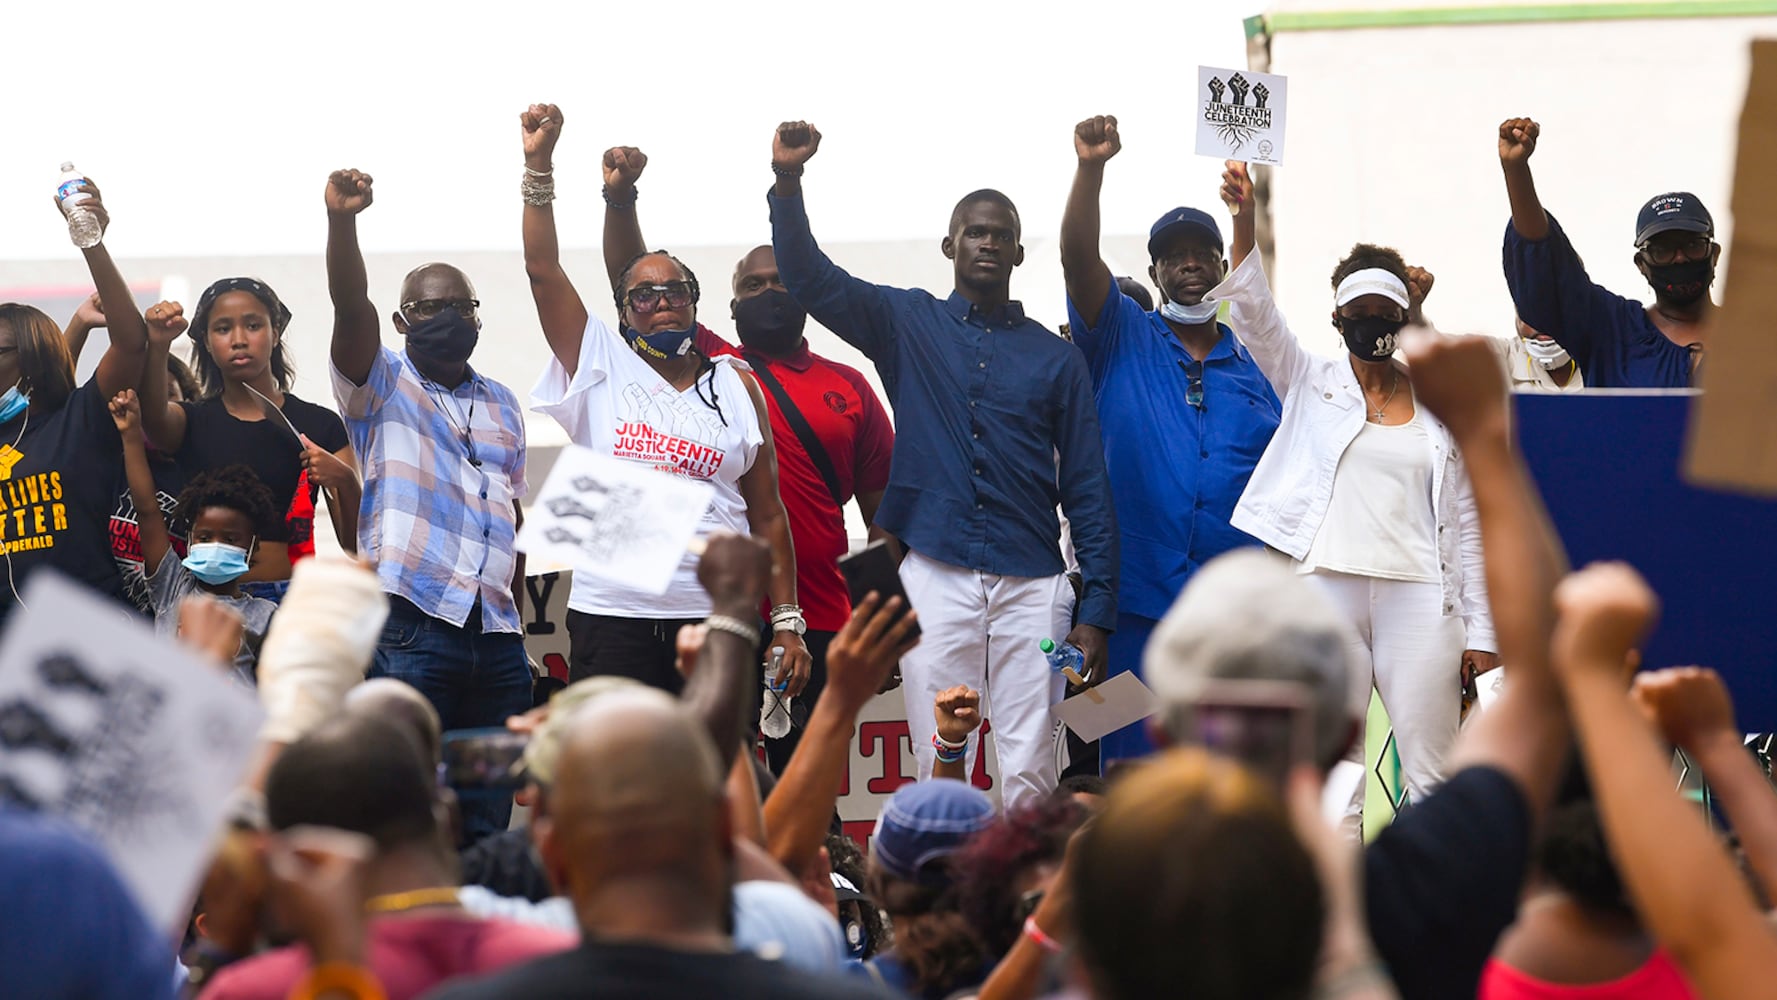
[1637,235,1711,266]
[624,281,696,314]
[402,298,480,320]
[1178,359,1205,409]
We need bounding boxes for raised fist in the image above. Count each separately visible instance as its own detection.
[773,121,822,169]
[1632,667,1738,752]
[1498,117,1539,164]
[144,301,189,348]
[1229,73,1251,107]
[1401,330,1506,441]
[1074,115,1121,164]
[602,147,648,191]
[325,169,374,216]
[108,388,141,434]
[1220,160,1252,214]
[1207,77,1226,104]
[1404,265,1434,306]
[69,293,105,332]
[520,104,564,167]
[934,685,982,746]
[1253,82,1271,109]
[1551,562,1660,683]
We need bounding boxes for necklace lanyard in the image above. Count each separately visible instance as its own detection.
[423,377,481,468]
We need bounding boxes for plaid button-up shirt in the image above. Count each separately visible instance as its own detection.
[333,348,527,634]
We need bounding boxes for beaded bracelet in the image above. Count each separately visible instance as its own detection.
[602,183,638,208]
[932,732,966,763]
[771,162,805,178]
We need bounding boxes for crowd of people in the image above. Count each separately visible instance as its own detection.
[0,101,1763,1000]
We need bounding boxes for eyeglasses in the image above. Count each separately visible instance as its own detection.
[624,281,696,314]
[402,298,480,320]
[1178,359,1205,409]
[1637,235,1711,266]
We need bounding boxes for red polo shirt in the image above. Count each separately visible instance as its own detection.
[701,328,894,633]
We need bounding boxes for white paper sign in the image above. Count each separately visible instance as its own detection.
[0,572,264,934]
[1051,671,1160,743]
[1195,66,1288,166]
[516,445,716,595]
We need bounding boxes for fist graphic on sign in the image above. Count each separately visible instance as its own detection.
[1207,77,1226,104]
[1229,73,1251,107]
[1253,82,1270,109]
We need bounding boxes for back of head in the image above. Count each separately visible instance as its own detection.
[344,679,442,765]
[172,464,281,539]
[265,714,439,852]
[1113,277,1155,312]
[523,675,645,789]
[1537,800,1633,915]
[0,303,76,413]
[951,797,1086,959]
[1146,549,1358,769]
[1072,748,1322,1000]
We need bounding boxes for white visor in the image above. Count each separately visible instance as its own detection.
[1334,268,1410,310]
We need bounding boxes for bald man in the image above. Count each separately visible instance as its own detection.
[430,688,893,999]
[324,168,534,845]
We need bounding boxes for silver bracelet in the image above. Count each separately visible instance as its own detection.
[521,176,556,207]
[704,614,760,643]
[523,164,553,178]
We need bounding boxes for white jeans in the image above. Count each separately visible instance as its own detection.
[1305,570,1467,818]
[899,550,1072,810]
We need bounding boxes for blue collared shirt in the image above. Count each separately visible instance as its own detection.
[1067,285,1280,621]
[770,190,1119,630]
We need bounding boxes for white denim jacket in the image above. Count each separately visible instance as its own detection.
[1210,254,1495,652]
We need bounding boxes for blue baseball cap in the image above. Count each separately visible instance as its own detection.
[1148,207,1224,260]
[1635,192,1714,246]
[870,779,994,887]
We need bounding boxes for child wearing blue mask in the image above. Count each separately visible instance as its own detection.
[111,389,278,684]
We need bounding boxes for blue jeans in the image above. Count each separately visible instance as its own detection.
[1099,612,1159,771]
[369,596,534,846]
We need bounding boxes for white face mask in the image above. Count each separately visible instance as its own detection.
[1523,337,1572,370]
[1160,298,1219,325]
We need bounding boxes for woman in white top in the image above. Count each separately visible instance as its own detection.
[518,103,811,696]
[1210,163,1496,820]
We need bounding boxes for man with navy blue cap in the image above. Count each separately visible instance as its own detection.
[1060,115,1281,771]
[1499,116,1717,388]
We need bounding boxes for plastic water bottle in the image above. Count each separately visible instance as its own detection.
[57,163,102,249]
[760,645,792,739]
[1040,637,1085,676]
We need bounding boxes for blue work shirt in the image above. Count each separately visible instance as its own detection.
[1501,214,1696,388]
[1066,285,1280,621]
[770,190,1119,630]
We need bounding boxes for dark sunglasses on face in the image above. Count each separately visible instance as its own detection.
[403,298,480,320]
[625,282,696,314]
[1638,236,1711,266]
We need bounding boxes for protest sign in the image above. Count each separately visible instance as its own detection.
[1196,66,1288,166]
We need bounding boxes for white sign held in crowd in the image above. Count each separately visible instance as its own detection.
[516,445,716,594]
[1195,65,1288,166]
[0,572,263,934]
[1051,671,1159,743]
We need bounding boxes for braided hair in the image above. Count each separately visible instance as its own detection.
[613,250,726,427]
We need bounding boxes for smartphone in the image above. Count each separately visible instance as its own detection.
[440,728,530,791]
[1177,679,1314,792]
[837,540,920,639]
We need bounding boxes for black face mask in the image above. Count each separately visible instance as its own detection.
[1645,257,1714,306]
[732,289,807,355]
[405,310,480,365]
[1337,315,1406,361]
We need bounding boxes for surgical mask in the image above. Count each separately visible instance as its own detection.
[0,385,29,424]
[1338,315,1406,361]
[1159,298,1219,325]
[622,323,696,361]
[732,289,808,355]
[1645,257,1714,306]
[404,310,480,365]
[184,541,252,585]
[1523,338,1572,370]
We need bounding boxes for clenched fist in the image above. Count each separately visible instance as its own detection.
[602,146,648,192]
[521,103,564,169]
[325,169,374,216]
[1498,117,1539,165]
[1220,160,1252,215]
[144,301,189,348]
[773,121,822,169]
[1404,265,1434,307]
[1074,115,1121,164]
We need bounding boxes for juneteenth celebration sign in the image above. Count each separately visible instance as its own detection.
[1196,66,1289,166]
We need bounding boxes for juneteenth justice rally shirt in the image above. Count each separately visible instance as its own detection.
[0,379,130,621]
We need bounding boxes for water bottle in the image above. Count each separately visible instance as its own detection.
[57,163,102,249]
[760,645,792,739]
[1040,637,1085,676]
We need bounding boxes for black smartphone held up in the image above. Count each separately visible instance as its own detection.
[440,728,530,791]
[1179,679,1314,792]
[837,540,921,639]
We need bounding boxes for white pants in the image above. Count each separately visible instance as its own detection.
[899,550,1072,810]
[1305,570,1466,819]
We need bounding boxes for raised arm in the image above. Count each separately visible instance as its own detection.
[1550,564,1777,995]
[72,183,149,402]
[519,103,592,376]
[140,303,190,454]
[736,372,812,697]
[61,293,105,363]
[683,533,773,772]
[1060,116,1119,332]
[1205,213,1311,402]
[1498,118,1549,242]
[1404,331,1566,819]
[108,390,170,574]
[324,169,380,387]
[1222,160,1256,270]
[599,146,648,291]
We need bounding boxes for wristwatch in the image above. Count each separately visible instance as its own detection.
[770,604,807,636]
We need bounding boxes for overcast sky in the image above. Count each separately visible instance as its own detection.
[1,0,1251,263]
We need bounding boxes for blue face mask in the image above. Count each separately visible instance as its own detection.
[622,324,695,361]
[183,541,252,585]
[0,385,30,424]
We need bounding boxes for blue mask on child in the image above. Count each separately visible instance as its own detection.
[0,385,30,424]
[184,541,252,585]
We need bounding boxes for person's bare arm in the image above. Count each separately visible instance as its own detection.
[1222,160,1256,270]
[1403,330,1569,820]
[139,303,191,454]
[1635,667,1777,905]
[1552,564,1777,995]
[324,169,381,387]
[682,533,772,772]
[737,372,812,696]
[931,685,981,782]
[600,146,648,291]
[62,293,104,362]
[1060,116,1118,328]
[519,103,591,375]
[74,182,149,403]
[108,390,169,574]
[1499,118,1550,241]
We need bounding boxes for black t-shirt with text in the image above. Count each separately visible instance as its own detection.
[175,393,348,544]
[426,939,896,1000]
[0,380,129,620]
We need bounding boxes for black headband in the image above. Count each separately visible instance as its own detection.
[189,277,292,341]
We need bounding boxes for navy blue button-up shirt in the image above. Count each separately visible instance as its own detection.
[770,190,1119,630]
[1066,285,1279,622]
